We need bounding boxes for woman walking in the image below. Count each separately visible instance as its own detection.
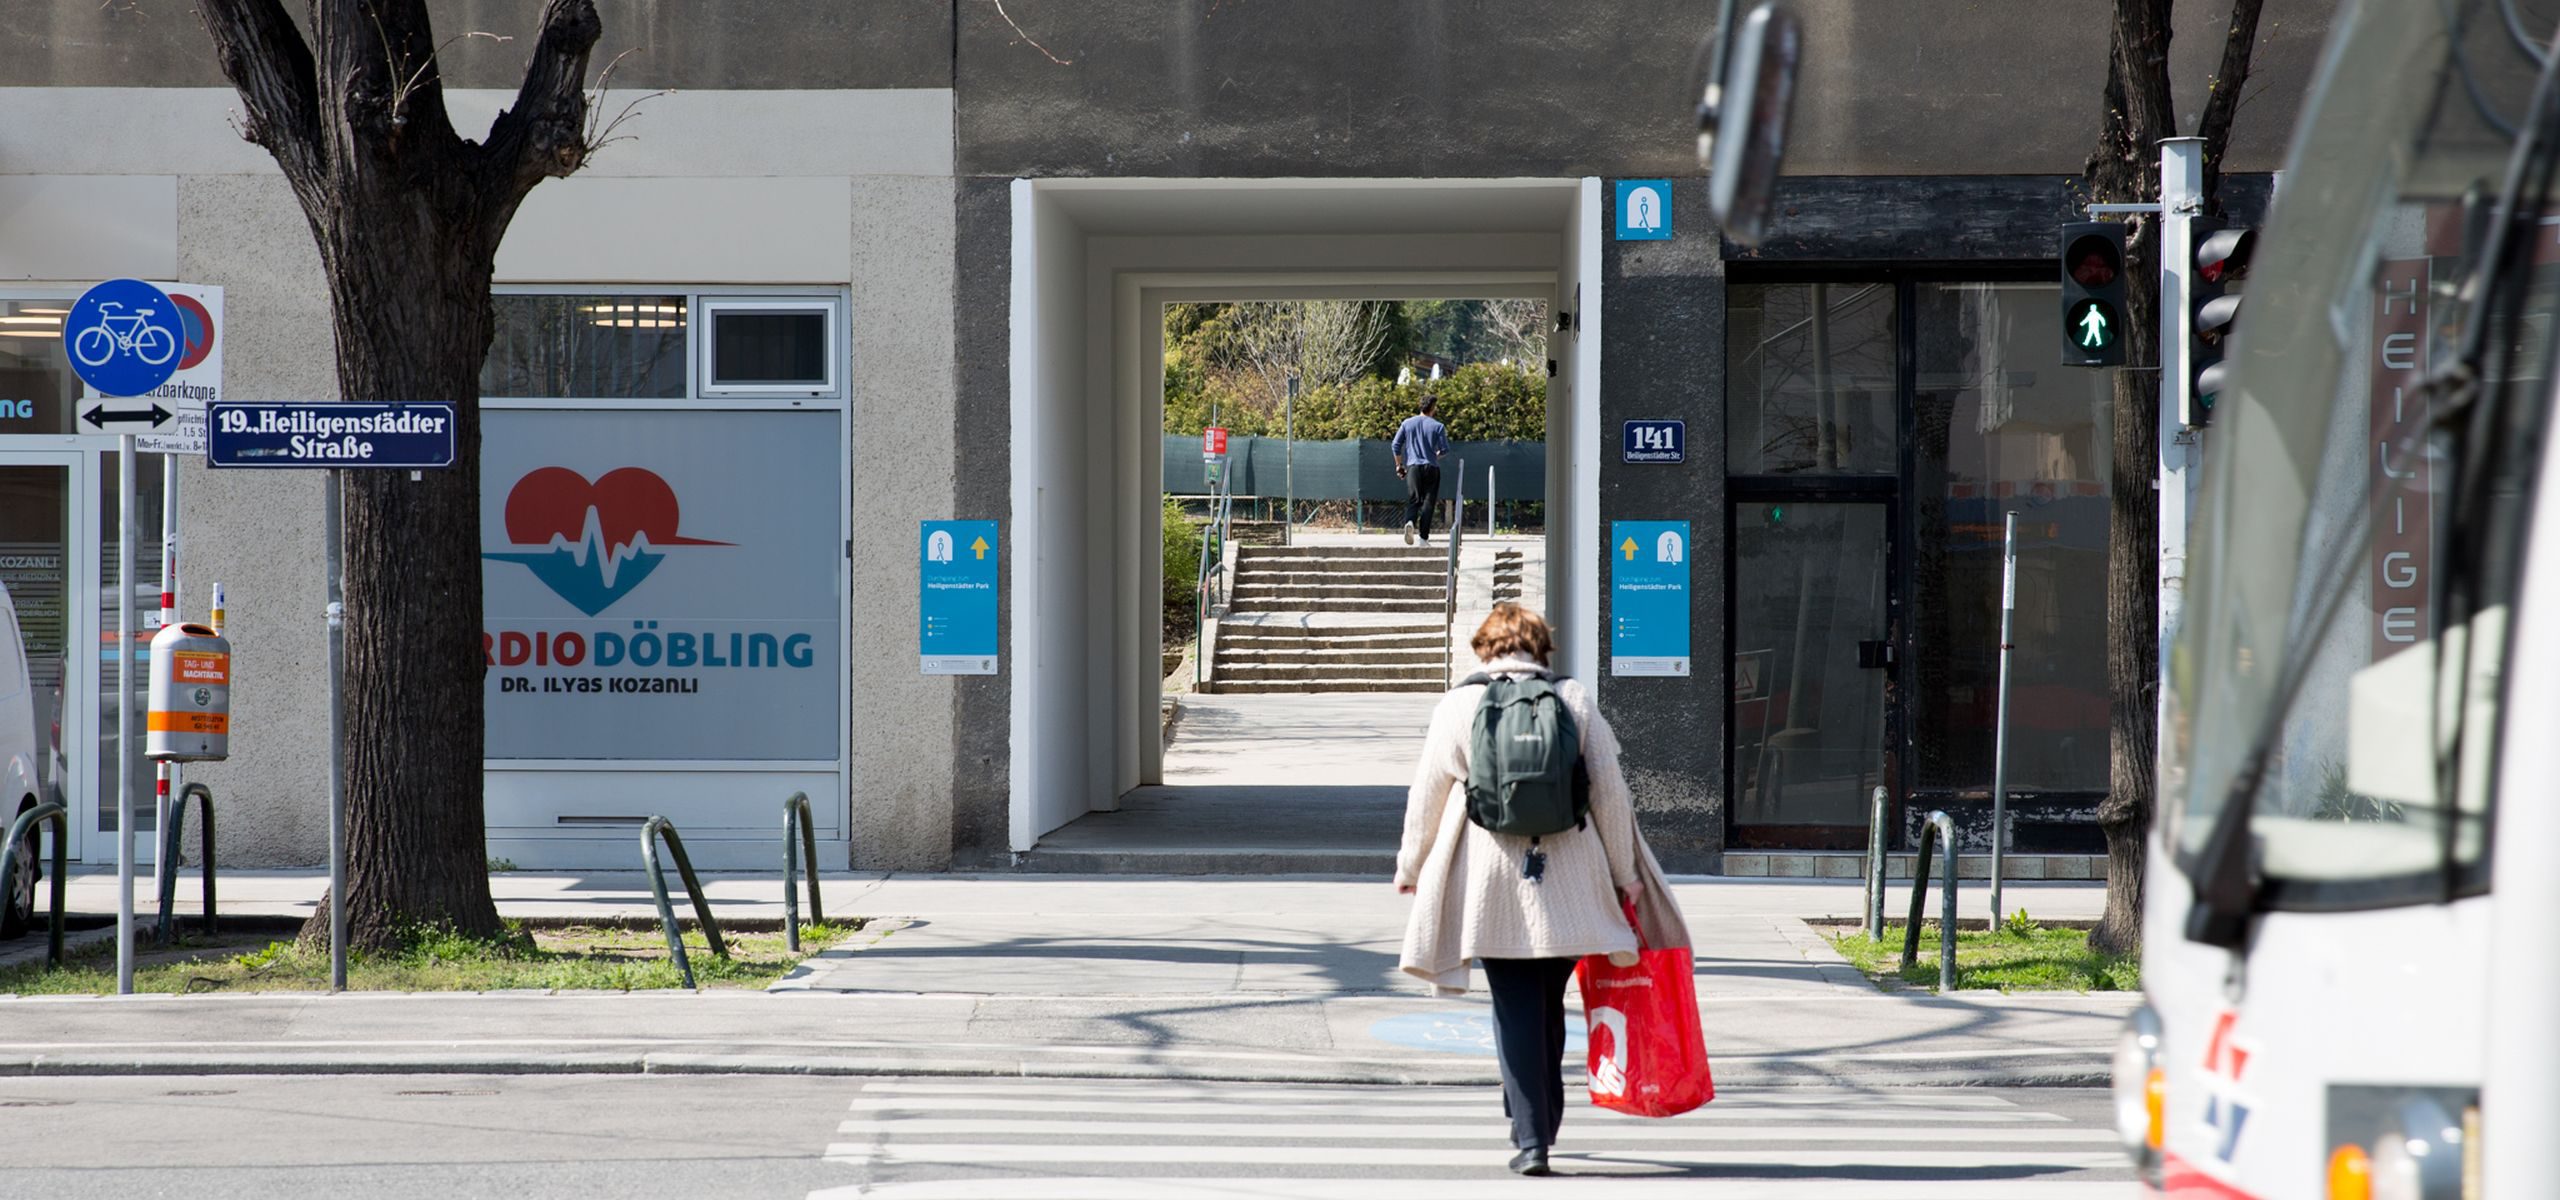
[1395,602,1691,1176]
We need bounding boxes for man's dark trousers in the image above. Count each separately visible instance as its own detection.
[1403,462,1442,541]
[1484,956,1578,1150]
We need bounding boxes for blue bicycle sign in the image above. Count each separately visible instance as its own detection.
[66,279,181,397]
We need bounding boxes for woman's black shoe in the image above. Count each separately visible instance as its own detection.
[1508,1147,1552,1176]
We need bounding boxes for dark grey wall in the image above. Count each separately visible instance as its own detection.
[8,0,952,89]
[948,175,1016,868]
[957,0,2334,180]
[1599,180,1729,872]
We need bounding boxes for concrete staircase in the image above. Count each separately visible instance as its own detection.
[1209,544,1448,694]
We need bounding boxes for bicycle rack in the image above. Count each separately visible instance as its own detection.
[639,816,728,989]
[1900,808,1960,992]
[156,782,218,945]
[781,791,825,952]
[1,801,68,968]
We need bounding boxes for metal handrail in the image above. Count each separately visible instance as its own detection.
[639,815,728,989]
[1441,458,1465,684]
[781,791,825,952]
[155,782,217,945]
[1899,809,1960,991]
[1,801,67,968]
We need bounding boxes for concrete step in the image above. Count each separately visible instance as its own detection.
[1216,635,1446,654]
[1228,597,1447,614]
[1231,583,1448,602]
[1240,545,1445,561]
[1217,662,1446,682]
[1232,569,1447,587]
[1209,677,1447,694]
[1215,647,1446,666]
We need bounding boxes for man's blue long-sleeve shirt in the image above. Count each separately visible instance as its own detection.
[1391,413,1449,468]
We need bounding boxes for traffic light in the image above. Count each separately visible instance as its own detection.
[2060,222,2128,367]
[2187,223,2255,427]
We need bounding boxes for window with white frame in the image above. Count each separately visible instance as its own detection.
[479,290,842,401]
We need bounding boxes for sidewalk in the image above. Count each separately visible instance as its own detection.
[0,870,2134,1086]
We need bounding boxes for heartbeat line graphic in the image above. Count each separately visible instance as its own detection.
[549,505,661,591]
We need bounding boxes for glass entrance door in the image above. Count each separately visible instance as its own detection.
[1730,500,1892,848]
[0,453,85,862]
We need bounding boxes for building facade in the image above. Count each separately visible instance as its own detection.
[0,0,2330,874]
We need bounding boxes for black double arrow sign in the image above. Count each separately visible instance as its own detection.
[82,404,172,429]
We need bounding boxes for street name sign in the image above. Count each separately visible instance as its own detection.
[1623,419,1685,463]
[920,519,999,675]
[1610,519,1691,676]
[205,402,458,469]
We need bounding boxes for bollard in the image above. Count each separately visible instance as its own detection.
[781,791,825,952]
[155,783,217,945]
[1,801,68,968]
[1900,809,1960,992]
[1864,786,1888,942]
[640,816,728,989]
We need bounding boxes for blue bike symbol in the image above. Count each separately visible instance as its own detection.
[71,301,178,370]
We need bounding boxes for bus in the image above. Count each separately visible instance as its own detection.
[2115,1,2560,1196]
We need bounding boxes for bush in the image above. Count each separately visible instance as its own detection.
[1163,496,1204,613]
[1162,361,1546,443]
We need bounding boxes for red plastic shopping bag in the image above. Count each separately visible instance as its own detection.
[1577,903,1714,1117]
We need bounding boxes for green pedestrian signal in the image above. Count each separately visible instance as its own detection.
[2070,298,2118,350]
[2059,222,2128,367]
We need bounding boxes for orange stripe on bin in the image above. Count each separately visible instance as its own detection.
[147,711,229,734]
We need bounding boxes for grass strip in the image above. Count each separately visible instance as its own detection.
[0,918,862,995]
[1824,918,2140,993]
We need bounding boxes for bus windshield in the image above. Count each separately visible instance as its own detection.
[2168,0,2557,898]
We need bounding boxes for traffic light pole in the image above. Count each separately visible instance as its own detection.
[2157,138,2205,759]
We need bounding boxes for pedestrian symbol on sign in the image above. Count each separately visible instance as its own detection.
[927,530,955,562]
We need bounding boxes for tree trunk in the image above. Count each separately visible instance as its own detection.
[194,0,602,952]
[2084,0,2175,956]
[325,201,507,947]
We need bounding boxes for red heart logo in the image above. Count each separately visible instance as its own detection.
[504,467,725,553]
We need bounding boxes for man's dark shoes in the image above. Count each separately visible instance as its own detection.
[1508,1147,1552,1176]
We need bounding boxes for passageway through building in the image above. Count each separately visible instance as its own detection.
[1006,180,1605,872]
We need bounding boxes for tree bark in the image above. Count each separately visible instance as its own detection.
[2081,0,2268,956]
[2084,0,2174,957]
[197,0,601,950]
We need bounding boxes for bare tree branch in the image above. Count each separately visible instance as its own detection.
[991,0,1073,65]
[481,0,604,205]
[194,0,323,186]
[2196,0,2271,215]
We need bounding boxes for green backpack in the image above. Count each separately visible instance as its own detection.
[1461,672,1591,838]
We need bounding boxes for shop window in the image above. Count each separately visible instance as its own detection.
[1726,283,1898,475]
[483,294,688,399]
[0,299,81,434]
[700,299,836,397]
[1910,282,2113,792]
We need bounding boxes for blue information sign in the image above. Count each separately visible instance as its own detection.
[206,402,456,469]
[1611,520,1690,676]
[920,519,999,675]
[1623,419,1685,464]
[1614,179,1673,241]
[66,278,182,398]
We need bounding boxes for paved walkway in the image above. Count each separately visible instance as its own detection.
[1027,692,1438,872]
[2,871,2131,1086]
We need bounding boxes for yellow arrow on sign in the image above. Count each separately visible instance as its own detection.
[971,536,990,560]
[1620,537,1638,561]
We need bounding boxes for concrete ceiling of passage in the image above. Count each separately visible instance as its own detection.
[1037,178,1580,238]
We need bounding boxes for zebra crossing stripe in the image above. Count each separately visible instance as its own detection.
[846,1081,2026,1108]
[841,1095,2066,1122]
[821,1143,2128,1170]
[832,1117,2116,1143]
[813,1182,2136,1200]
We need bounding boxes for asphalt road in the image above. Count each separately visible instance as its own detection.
[0,1073,2134,1199]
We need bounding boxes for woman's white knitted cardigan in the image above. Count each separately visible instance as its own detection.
[1396,657,1644,994]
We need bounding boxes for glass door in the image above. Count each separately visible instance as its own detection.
[1729,500,1893,848]
[0,452,86,863]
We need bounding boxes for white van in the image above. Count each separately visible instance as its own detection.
[0,579,45,937]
